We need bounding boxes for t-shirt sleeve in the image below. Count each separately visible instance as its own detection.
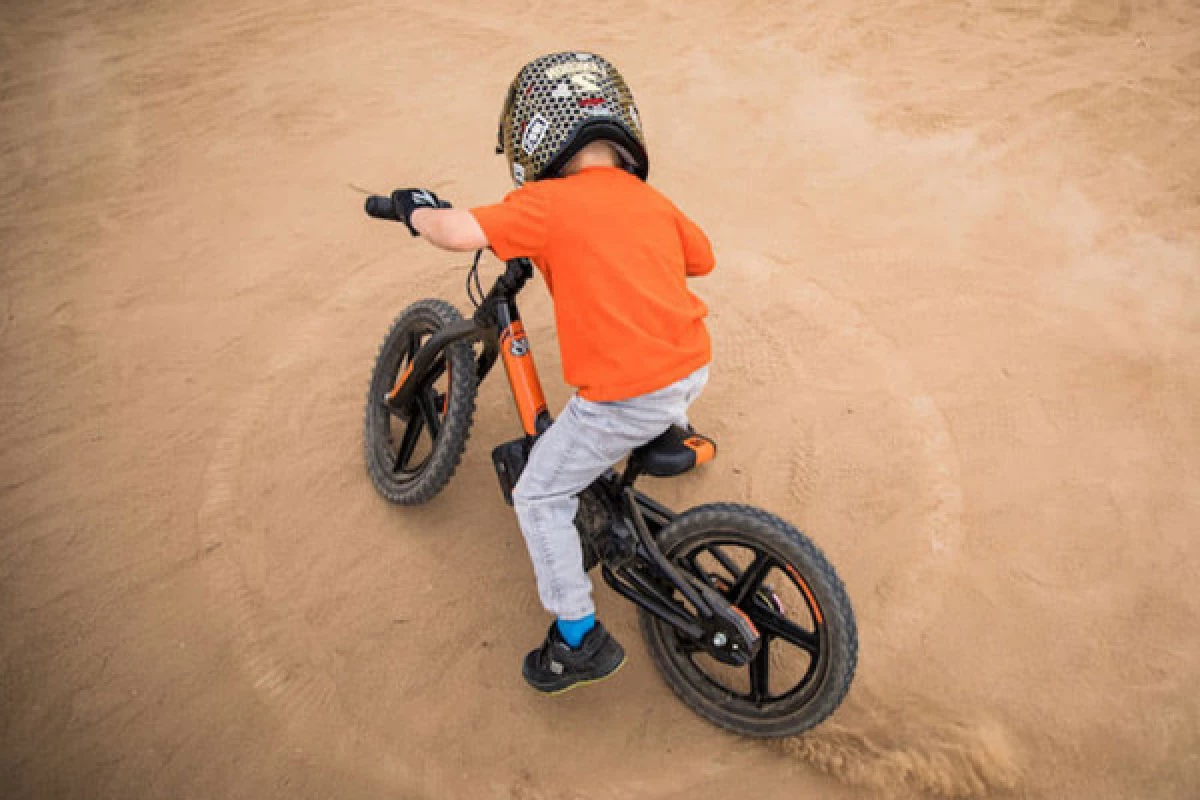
[675,208,716,276]
[469,184,552,262]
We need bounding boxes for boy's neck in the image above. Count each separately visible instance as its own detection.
[562,141,622,175]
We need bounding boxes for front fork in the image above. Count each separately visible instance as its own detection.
[494,302,552,437]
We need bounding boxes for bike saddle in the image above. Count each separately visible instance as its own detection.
[632,426,717,477]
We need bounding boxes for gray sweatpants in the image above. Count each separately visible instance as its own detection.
[512,366,709,621]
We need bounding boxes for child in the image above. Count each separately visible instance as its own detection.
[384,52,714,693]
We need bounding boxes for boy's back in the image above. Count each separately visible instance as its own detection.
[472,165,714,401]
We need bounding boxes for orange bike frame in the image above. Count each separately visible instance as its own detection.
[494,302,550,437]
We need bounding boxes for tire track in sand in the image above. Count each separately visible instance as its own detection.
[715,249,963,631]
[195,270,429,793]
[199,244,1016,796]
[712,249,1019,795]
[196,266,785,799]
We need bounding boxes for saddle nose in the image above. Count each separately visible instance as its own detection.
[630,425,717,477]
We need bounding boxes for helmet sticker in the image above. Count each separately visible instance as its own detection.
[544,61,605,81]
[569,72,601,92]
[551,82,572,100]
[512,163,525,186]
[522,113,549,156]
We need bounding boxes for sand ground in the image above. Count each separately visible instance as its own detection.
[2,1,1198,798]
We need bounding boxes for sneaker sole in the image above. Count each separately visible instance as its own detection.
[528,655,626,696]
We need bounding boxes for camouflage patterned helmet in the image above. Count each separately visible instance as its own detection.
[495,52,648,186]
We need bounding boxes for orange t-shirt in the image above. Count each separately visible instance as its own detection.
[470,167,714,402]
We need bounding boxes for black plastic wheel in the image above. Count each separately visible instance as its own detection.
[639,503,857,737]
[363,299,477,505]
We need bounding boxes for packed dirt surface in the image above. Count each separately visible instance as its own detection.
[3,1,1198,798]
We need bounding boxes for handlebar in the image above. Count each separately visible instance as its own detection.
[362,191,532,319]
[364,194,399,221]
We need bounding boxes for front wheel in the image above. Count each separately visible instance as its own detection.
[639,503,857,737]
[363,299,477,504]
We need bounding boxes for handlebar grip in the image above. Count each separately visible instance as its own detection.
[364,195,399,221]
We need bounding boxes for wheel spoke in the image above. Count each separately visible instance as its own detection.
[705,545,742,580]
[748,605,819,655]
[749,637,772,703]
[425,356,447,387]
[392,413,425,473]
[728,552,773,606]
[417,390,442,439]
[682,552,717,590]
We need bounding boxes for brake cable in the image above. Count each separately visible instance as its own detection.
[466,249,485,309]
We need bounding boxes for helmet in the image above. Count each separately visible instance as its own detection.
[495,52,648,186]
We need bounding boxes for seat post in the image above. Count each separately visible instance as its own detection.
[619,455,644,489]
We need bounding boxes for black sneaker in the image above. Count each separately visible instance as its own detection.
[522,621,626,694]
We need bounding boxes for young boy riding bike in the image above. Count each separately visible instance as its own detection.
[382,52,715,694]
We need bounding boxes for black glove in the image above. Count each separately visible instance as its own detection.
[391,188,452,236]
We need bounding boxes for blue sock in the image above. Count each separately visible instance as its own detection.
[556,614,595,649]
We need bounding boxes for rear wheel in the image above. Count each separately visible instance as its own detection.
[639,503,857,737]
[363,299,477,504]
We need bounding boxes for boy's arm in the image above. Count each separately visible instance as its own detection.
[380,188,490,253]
[411,208,489,252]
[381,185,549,261]
[676,211,716,276]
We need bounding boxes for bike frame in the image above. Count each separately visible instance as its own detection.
[385,257,759,663]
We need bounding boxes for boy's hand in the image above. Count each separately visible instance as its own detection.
[392,188,452,236]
